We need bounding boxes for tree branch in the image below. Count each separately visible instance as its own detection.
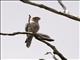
[34,33,67,60]
[0,32,32,36]
[0,32,67,60]
[20,0,80,21]
[0,32,54,41]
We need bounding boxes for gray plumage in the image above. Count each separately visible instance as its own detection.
[25,17,40,48]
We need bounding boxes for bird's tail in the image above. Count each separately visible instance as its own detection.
[25,36,33,48]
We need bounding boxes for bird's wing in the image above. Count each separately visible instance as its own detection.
[36,33,54,41]
[25,23,30,32]
[38,33,50,38]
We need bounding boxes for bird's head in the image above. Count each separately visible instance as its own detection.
[32,17,40,22]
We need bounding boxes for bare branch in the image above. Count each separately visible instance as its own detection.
[34,34,67,60]
[0,32,67,60]
[39,59,45,60]
[0,32,54,41]
[20,0,80,21]
[0,32,32,36]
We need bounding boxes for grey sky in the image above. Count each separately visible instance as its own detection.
[1,1,79,60]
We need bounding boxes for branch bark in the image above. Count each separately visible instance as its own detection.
[0,32,67,60]
[0,32,32,36]
[20,0,80,21]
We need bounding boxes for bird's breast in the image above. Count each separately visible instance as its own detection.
[28,22,39,33]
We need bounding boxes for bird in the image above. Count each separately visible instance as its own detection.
[25,16,40,48]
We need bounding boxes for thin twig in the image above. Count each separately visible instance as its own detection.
[57,0,67,13]
[45,52,58,60]
[20,0,80,21]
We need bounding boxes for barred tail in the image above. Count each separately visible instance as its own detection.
[25,36,33,48]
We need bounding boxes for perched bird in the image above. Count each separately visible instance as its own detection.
[25,17,40,48]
